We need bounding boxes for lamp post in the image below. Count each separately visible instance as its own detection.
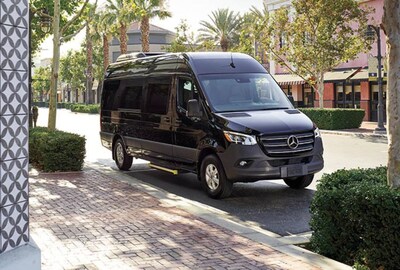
[366,25,386,133]
[29,8,52,128]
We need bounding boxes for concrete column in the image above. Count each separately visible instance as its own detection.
[0,0,40,269]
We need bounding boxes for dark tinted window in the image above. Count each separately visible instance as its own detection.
[102,80,120,110]
[146,77,171,114]
[120,78,143,110]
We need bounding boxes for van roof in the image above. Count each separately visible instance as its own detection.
[184,52,267,75]
[107,52,267,77]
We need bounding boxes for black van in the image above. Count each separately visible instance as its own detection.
[100,52,324,198]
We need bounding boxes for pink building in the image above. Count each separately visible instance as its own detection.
[265,0,386,121]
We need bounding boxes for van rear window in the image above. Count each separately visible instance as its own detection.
[102,80,120,110]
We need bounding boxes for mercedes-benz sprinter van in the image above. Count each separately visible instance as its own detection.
[100,52,324,198]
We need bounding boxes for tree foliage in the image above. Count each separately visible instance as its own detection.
[234,3,269,64]
[30,0,88,55]
[165,20,217,52]
[258,0,371,108]
[198,8,242,52]
[32,66,51,102]
[60,50,86,92]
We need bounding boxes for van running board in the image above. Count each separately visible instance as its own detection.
[149,164,178,175]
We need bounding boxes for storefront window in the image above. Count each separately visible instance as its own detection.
[370,83,387,122]
[302,85,314,107]
[335,82,361,108]
[345,85,352,108]
[354,85,361,108]
[336,84,344,108]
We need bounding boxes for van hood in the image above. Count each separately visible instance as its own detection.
[214,109,314,135]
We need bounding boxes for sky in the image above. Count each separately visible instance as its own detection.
[36,0,264,61]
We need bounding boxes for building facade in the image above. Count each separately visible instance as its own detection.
[265,0,386,121]
[109,22,176,63]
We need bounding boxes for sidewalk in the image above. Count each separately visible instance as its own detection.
[320,121,387,139]
[29,165,349,270]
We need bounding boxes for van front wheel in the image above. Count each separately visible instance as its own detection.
[283,174,314,189]
[114,139,133,171]
[200,155,233,199]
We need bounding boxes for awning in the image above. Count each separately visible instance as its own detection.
[350,70,369,81]
[273,74,305,85]
[324,69,359,81]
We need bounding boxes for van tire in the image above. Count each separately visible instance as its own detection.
[283,174,314,189]
[200,155,233,199]
[114,138,133,171]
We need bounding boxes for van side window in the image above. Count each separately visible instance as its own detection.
[102,80,120,110]
[120,78,143,110]
[146,77,171,114]
[177,78,198,110]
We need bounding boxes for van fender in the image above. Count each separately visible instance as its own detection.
[196,137,225,179]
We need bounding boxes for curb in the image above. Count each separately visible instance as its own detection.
[321,129,387,141]
[88,161,351,270]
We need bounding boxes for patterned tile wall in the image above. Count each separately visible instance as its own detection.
[0,0,29,254]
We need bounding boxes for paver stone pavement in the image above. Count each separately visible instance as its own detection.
[30,168,323,270]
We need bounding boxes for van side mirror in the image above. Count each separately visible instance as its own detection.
[187,99,202,118]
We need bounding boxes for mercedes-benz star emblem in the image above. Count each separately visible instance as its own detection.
[287,135,299,149]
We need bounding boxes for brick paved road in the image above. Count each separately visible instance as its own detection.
[30,168,320,270]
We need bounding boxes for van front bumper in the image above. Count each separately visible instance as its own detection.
[217,137,324,183]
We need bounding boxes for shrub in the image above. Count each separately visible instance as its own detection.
[299,108,364,130]
[33,101,48,107]
[29,127,86,172]
[32,102,74,109]
[310,167,400,269]
[70,104,100,114]
[57,102,73,109]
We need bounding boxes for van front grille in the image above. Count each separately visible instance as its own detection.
[260,131,315,157]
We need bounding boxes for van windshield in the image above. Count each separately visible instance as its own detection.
[199,73,293,112]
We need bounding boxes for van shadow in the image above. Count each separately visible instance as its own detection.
[127,169,315,236]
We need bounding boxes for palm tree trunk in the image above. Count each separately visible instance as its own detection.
[86,21,93,104]
[120,23,128,54]
[141,17,150,52]
[220,36,229,52]
[103,34,110,70]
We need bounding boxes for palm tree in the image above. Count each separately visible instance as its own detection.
[93,10,115,70]
[85,3,98,104]
[105,0,137,54]
[133,0,171,52]
[198,8,242,52]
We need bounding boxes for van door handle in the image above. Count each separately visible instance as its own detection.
[163,117,171,122]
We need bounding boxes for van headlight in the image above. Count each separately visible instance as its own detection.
[223,131,257,145]
[314,127,321,138]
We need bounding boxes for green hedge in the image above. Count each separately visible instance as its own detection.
[29,127,86,172]
[33,102,74,109]
[310,167,400,269]
[70,104,100,114]
[299,108,364,130]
